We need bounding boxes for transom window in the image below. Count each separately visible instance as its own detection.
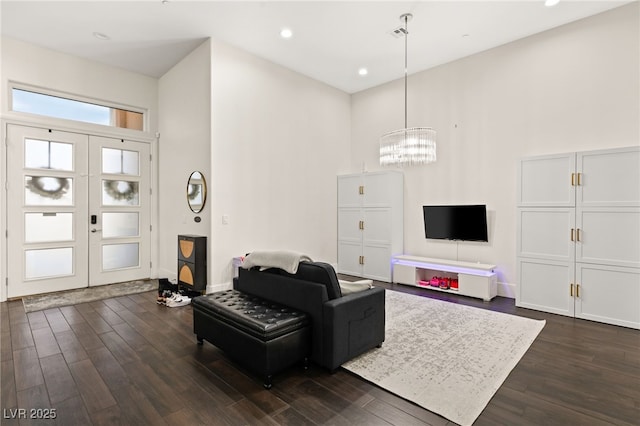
[11,88,144,131]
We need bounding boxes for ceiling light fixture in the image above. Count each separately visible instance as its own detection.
[93,32,110,41]
[380,13,436,167]
[545,0,560,7]
[280,28,293,39]
[358,68,368,76]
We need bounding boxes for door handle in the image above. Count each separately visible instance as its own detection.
[91,228,102,233]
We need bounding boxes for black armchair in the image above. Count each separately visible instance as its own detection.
[236,262,385,371]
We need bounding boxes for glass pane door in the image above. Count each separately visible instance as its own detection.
[7,125,152,297]
[88,135,151,286]
[6,125,89,297]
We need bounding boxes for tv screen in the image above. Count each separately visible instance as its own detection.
[423,205,488,242]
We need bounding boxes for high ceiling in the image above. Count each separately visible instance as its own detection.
[1,1,633,93]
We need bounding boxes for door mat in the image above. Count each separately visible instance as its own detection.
[22,279,157,313]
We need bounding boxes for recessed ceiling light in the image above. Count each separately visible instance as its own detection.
[462,34,470,38]
[358,68,368,76]
[545,0,560,7]
[280,28,293,39]
[93,32,110,41]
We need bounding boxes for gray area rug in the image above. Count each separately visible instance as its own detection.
[22,279,158,313]
[343,290,545,426]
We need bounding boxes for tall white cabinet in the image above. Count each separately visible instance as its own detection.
[516,146,640,329]
[337,171,403,282]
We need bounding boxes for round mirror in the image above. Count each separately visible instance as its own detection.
[187,171,207,213]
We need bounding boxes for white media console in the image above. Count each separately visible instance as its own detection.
[392,255,497,301]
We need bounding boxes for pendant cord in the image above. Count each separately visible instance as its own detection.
[404,14,408,130]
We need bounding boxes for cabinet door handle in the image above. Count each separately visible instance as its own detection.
[576,284,580,298]
[359,185,364,195]
[577,173,582,186]
[571,228,575,242]
[570,283,574,297]
[571,173,575,186]
[576,228,581,242]
[359,220,364,230]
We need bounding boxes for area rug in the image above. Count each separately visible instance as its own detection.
[342,290,545,426]
[22,279,157,313]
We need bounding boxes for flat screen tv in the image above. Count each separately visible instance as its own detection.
[423,205,488,242]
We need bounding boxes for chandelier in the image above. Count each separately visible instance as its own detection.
[380,13,437,167]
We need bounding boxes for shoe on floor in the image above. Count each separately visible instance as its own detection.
[166,295,191,308]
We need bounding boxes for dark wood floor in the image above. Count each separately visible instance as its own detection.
[1,282,639,425]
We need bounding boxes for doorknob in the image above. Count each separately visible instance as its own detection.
[91,228,102,233]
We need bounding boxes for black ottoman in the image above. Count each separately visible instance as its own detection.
[192,289,310,388]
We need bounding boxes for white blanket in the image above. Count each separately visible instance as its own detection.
[338,279,373,295]
[240,250,313,274]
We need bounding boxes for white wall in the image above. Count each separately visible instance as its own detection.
[157,40,212,282]
[0,37,158,132]
[209,40,351,289]
[0,37,159,302]
[351,4,639,297]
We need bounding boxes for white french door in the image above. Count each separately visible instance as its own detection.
[88,135,150,286]
[6,124,151,298]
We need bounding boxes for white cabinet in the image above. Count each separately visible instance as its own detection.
[575,263,640,329]
[517,258,575,317]
[577,148,640,207]
[517,208,576,263]
[576,207,640,268]
[393,255,497,301]
[337,171,403,282]
[518,153,576,207]
[517,146,640,329]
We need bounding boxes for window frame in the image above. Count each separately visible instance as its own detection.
[8,82,148,132]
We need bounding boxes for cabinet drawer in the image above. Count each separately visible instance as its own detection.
[516,258,574,317]
[517,153,575,207]
[178,260,206,291]
[517,208,575,262]
[577,147,640,207]
[576,263,640,329]
[576,207,640,268]
[178,235,206,263]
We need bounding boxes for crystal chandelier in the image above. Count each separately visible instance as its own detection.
[380,13,436,167]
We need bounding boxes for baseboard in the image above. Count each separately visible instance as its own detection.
[206,281,232,294]
[158,267,176,283]
[497,281,516,299]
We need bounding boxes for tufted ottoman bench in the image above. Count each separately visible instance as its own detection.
[192,289,310,389]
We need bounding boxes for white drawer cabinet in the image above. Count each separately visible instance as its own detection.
[517,146,640,329]
[337,171,403,282]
